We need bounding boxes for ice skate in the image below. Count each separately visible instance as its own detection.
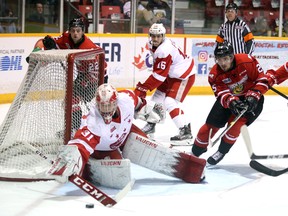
[207,150,225,165]
[170,123,193,146]
[142,122,156,139]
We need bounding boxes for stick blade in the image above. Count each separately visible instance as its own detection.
[249,160,288,177]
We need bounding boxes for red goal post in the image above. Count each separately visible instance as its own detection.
[0,48,105,181]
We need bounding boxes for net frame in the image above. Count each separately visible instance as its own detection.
[0,48,105,181]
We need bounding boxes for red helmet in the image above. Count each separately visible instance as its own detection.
[96,84,118,124]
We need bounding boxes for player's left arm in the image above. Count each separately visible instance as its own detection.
[134,55,172,98]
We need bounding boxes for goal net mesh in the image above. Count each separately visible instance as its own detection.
[0,49,105,181]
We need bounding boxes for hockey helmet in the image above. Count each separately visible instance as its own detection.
[96,84,118,124]
[69,18,84,31]
[225,2,238,11]
[214,41,234,58]
[149,23,166,37]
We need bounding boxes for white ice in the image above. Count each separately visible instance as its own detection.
[0,95,288,216]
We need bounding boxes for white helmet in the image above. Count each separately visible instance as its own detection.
[95,84,118,124]
[149,23,166,37]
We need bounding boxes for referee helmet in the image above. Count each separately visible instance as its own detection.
[225,2,238,12]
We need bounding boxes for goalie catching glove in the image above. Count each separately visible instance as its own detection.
[47,145,83,183]
[135,99,165,123]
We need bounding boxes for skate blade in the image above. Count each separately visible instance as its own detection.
[169,139,193,147]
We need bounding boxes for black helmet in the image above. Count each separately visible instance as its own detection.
[69,18,84,30]
[214,41,234,58]
[226,2,238,11]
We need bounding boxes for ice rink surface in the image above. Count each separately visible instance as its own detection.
[0,95,288,216]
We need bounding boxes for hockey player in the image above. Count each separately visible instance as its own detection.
[191,41,269,165]
[265,62,288,86]
[28,18,108,132]
[48,84,206,187]
[134,23,196,143]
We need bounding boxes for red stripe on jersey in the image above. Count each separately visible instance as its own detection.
[180,59,194,79]
[169,108,184,119]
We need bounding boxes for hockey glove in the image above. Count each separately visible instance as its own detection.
[47,145,83,183]
[134,82,149,98]
[135,99,165,123]
[265,70,277,86]
[227,96,247,116]
[43,35,57,50]
[245,90,261,113]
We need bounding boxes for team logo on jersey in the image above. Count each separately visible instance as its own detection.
[132,43,153,71]
[232,84,244,94]
[198,64,207,74]
[110,133,127,149]
[198,51,208,62]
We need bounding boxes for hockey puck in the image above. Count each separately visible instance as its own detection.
[86,203,94,208]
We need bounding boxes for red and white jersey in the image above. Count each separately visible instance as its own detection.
[150,38,195,80]
[143,38,195,91]
[209,54,269,108]
[68,90,138,153]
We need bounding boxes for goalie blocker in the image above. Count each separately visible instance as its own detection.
[123,132,206,183]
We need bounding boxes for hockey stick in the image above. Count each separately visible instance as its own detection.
[269,86,288,100]
[241,125,288,159]
[209,107,248,147]
[249,160,288,177]
[28,144,133,207]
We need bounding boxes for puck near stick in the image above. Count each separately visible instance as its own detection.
[86,203,94,208]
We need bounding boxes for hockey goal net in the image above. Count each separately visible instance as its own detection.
[0,48,105,181]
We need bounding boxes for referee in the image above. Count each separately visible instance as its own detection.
[216,2,255,55]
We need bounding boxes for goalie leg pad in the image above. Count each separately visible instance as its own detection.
[87,158,131,189]
[122,132,206,183]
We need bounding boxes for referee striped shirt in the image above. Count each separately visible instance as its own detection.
[216,17,255,55]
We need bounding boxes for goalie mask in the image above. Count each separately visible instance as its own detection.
[96,84,118,124]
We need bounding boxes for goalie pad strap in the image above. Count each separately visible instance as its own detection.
[123,132,206,183]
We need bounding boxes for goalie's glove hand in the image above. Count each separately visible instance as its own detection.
[43,35,57,50]
[227,96,247,116]
[245,90,261,113]
[47,145,83,183]
[134,82,148,98]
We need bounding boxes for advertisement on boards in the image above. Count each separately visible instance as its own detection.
[0,35,288,100]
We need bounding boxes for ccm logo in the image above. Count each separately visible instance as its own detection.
[72,176,107,201]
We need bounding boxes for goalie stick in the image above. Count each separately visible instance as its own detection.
[27,144,133,207]
[249,160,288,177]
[241,125,288,159]
[209,107,248,147]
